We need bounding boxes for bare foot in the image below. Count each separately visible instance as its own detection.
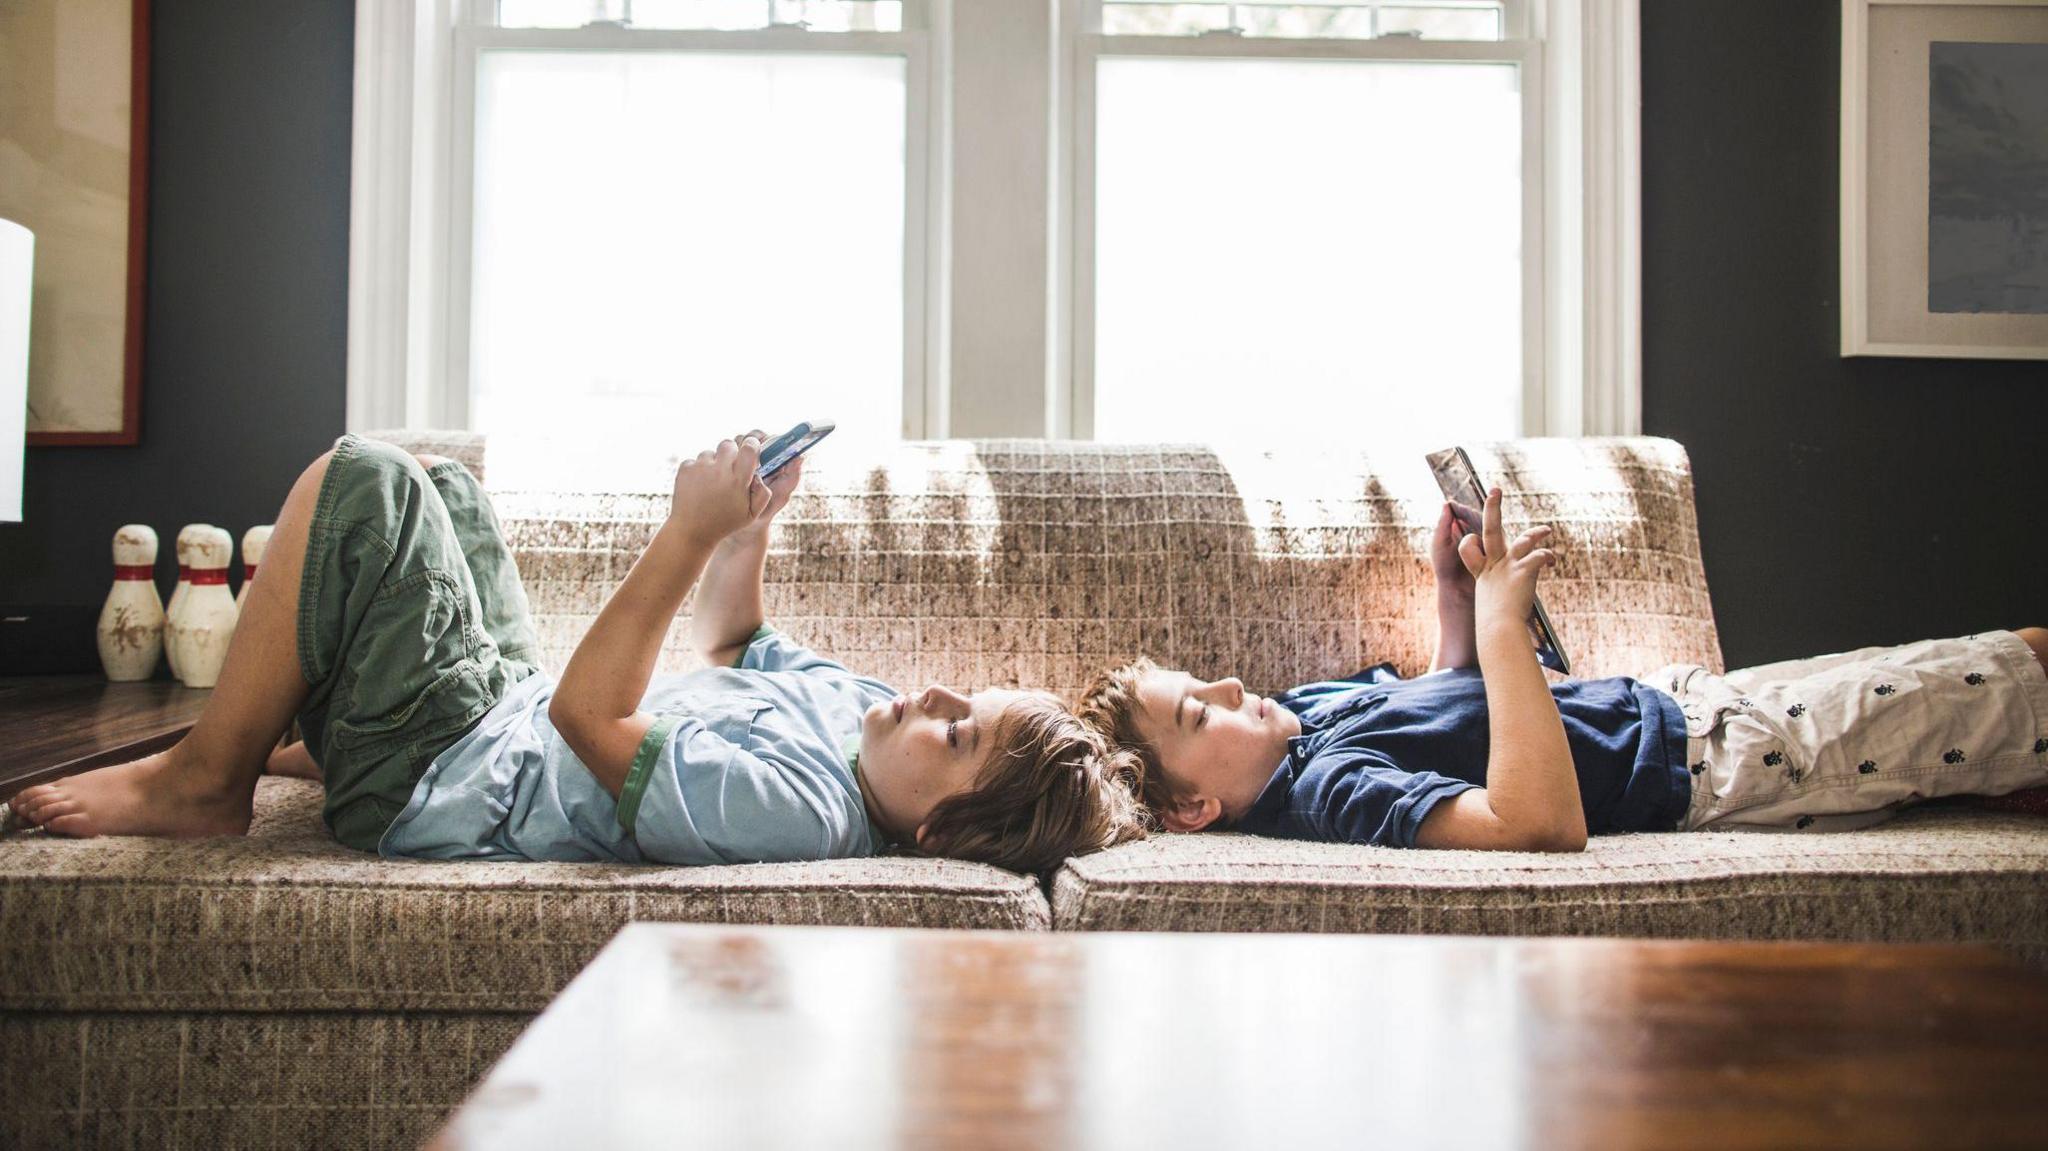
[5,748,254,839]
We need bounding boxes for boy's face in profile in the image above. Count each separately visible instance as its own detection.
[1133,669,1301,831]
[859,685,1032,845]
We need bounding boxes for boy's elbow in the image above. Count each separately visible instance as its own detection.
[1523,818,1587,852]
[547,696,589,748]
[697,641,744,671]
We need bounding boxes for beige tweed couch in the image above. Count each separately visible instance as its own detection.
[5,432,2044,1149]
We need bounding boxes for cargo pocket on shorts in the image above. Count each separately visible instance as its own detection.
[329,660,493,759]
[1690,693,1811,816]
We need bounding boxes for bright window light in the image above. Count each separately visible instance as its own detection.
[1099,2,1503,42]
[497,1,904,31]
[1091,56,1523,449]
[470,50,905,484]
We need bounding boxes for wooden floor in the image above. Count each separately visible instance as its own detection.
[433,924,2048,1151]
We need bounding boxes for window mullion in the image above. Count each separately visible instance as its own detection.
[1061,0,1097,438]
[440,22,478,431]
[947,0,1056,437]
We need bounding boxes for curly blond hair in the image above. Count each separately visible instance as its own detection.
[1075,657,1183,820]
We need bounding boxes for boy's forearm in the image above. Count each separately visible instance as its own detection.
[554,520,715,733]
[1427,588,1478,674]
[689,529,769,660]
[1474,615,1584,846]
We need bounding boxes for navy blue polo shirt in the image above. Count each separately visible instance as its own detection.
[1233,665,1691,848]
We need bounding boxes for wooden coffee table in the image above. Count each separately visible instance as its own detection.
[0,675,211,801]
[431,924,2048,1150]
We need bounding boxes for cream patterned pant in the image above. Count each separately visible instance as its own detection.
[1644,630,2048,832]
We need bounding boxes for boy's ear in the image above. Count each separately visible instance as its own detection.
[1159,794,1222,833]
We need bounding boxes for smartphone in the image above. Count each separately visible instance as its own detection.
[755,420,835,480]
[1424,446,1572,675]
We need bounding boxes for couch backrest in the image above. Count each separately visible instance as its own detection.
[369,433,1724,697]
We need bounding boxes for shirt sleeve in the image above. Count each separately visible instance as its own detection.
[738,626,850,675]
[1293,746,1478,849]
[615,711,864,866]
[735,625,895,706]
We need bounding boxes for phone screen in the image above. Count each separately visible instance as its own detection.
[757,420,835,479]
[1430,447,1490,539]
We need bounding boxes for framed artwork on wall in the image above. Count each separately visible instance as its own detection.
[1842,0,2048,359]
[0,0,151,443]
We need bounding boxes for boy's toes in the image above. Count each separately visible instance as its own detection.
[19,787,64,824]
[9,790,47,826]
[45,812,95,837]
[22,786,78,828]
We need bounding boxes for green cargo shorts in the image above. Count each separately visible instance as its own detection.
[295,434,542,851]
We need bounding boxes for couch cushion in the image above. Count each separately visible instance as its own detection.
[0,778,1049,1014]
[1,1012,524,1150]
[465,436,1724,699]
[1051,806,2048,966]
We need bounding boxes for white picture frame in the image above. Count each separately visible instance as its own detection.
[1841,0,2048,359]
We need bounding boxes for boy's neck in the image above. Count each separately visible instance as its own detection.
[848,746,900,846]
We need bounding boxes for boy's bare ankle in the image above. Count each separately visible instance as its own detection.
[160,736,270,799]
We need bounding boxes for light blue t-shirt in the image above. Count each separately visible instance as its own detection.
[378,628,893,865]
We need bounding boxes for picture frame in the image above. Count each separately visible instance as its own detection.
[1841,0,2048,359]
[0,0,151,444]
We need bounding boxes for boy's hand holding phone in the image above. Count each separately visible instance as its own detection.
[670,436,772,548]
[724,429,803,547]
[1430,502,1478,603]
[1457,487,1557,633]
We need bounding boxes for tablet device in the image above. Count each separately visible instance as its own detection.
[756,420,835,480]
[1424,446,1572,675]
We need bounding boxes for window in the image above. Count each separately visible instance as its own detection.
[468,4,935,482]
[350,0,938,484]
[469,48,908,454]
[349,0,1638,453]
[1072,1,1538,446]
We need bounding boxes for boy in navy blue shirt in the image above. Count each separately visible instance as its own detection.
[1082,490,2048,851]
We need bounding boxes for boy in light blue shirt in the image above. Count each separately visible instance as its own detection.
[9,434,1147,876]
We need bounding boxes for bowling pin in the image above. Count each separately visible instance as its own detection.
[96,524,165,681]
[164,523,212,680]
[169,526,239,688]
[238,524,272,610]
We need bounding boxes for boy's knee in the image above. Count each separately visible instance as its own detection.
[413,453,454,470]
[295,449,337,494]
[2014,627,2048,671]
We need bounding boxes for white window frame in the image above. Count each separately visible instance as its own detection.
[348,0,949,437]
[349,0,1637,441]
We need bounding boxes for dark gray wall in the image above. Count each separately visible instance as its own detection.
[4,0,2040,672]
[1642,0,2047,669]
[0,1,352,610]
